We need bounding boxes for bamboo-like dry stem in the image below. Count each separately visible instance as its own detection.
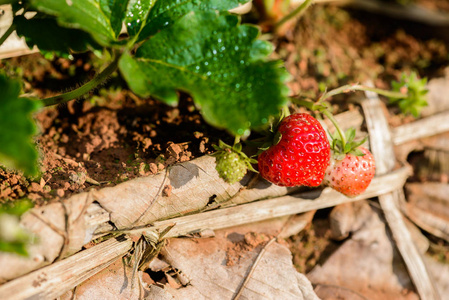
[392,110,449,145]
[362,88,440,300]
[0,236,133,300]
[0,166,410,299]
[123,166,410,238]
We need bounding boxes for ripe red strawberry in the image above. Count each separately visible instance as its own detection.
[323,147,375,197]
[258,113,330,187]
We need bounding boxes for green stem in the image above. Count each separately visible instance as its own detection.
[292,98,315,110]
[292,97,347,146]
[234,135,241,145]
[274,0,314,29]
[39,53,121,107]
[282,105,291,117]
[0,24,16,46]
[322,109,346,147]
[292,83,407,151]
[319,84,407,102]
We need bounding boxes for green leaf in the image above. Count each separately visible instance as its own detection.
[29,0,128,46]
[0,199,33,216]
[334,139,343,152]
[0,202,34,256]
[351,136,367,149]
[350,148,366,157]
[125,0,156,37]
[138,0,249,40]
[0,240,28,256]
[344,142,352,154]
[345,128,356,143]
[14,14,99,57]
[0,73,41,177]
[389,71,428,117]
[100,0,129,37]
[119,11,289,135]
[233,143,242,152]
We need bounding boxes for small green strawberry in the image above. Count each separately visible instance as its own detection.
[212,140,257,184]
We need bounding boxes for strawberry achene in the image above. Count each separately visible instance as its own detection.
[258,113,330,187]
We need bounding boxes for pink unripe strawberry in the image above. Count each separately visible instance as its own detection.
[323,146,375,197]
[258,113,330,187]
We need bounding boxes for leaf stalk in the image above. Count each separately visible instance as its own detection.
[39,52,121,107]
[274,0,314,29]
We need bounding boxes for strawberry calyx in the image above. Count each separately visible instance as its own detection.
[328,128,367,161]
[246,106,289,155]
[211,139,258,184]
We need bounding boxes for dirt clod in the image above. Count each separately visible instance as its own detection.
[162,185,172,197]
[225,232,271,266]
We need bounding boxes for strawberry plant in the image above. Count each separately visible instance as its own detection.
[0,1,428,197]
[0,0,289,177]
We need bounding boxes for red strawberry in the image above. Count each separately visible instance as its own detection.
[258,113,330,187]
[323,147,375,197]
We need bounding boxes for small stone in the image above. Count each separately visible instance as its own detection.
[167,143,182,160]
[142,138,152,150]
[162,185,172,197]
[56,189,65,197]
[69,171,87,185]
[199,140,207,153]
[149,163,158,174]
[139,163,147,176]
[28,182,42,193]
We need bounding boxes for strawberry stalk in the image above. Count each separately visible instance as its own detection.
[292,81,419,152]
[234,135,241,146]
[282,105,291,118]
[317,83,408,102]
[321,109,347,148]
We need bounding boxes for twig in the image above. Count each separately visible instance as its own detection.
[0,23,16,46]
[232,237,277,300]
[131,167,169,226]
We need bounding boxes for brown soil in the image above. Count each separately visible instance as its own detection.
[0,59,232,204]
[225,232,271,266]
